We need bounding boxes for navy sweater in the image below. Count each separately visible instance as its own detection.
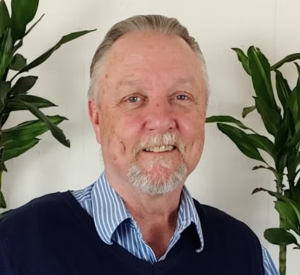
[0,191,264,275]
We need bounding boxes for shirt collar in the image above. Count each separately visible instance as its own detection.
[91,172,204,251]
[178,187,204,252]
[91,172,132,245]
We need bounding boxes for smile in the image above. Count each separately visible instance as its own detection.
[143,145,176,152]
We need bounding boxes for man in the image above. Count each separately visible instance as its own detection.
[0,15,278,274]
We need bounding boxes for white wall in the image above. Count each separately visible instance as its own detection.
[2,0,300,273]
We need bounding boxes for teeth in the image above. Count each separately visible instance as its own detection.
[153,146,160,152]
[144,145,174,152]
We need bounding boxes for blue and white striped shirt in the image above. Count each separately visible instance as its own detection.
[72,172,278,274]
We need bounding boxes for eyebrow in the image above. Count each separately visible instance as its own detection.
[173,77,196,86]
[116,79,142,89]
[116,77,196,89]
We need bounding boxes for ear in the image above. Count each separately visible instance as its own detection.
[88,99,102,144]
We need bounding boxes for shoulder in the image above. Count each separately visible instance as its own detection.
[193,199,259,239]
[0,192,72,232]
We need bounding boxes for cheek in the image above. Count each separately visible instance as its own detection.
[102,112,143,151]
[117,114,144,139]
[179,111,205,159]
[181,111,205,139]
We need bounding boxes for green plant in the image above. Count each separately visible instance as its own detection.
[266,198,300,253]
[0,0,95,210]
[206,46,300,275]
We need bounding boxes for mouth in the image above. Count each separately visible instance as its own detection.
[142,145,177,153]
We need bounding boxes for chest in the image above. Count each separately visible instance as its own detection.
[1,234,264,275]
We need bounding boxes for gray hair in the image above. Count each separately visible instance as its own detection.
[88,14,209,103]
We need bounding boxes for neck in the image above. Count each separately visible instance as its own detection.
[106,171,183,220]
[105,170,184,259]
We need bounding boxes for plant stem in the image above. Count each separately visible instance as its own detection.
[0,128,5,210]
[279,213,287,275]
[279,244,287,275]
[277,174,286,275]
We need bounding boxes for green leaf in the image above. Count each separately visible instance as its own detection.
[217,123,265,162]
[287,82,300,150]
[248,46,278,110]
[254,97,282,136]
[12,29,96,80]
[4,138,39,161]
[0,28,13,79]
[289,202,300,225]
[271,53,300,70]
[0,0,10,39]
[12,38,22,54]
[232,48,251,75]
[276,153,288,175]
[252,187,284,200]
[275,70,291,109]
[287,130,300,155]
[275,110,292,153]
[275,201,299,229]
[10,0,39,42]
[252,165,280,182]
[24,13,44,37]
[5,95,56,112]
[0,190,6,208]
[264,228,298,246]
[293,63,300,124]
[287,88,299,125]
[11,14,44,55]
[274,109,295,175]
[206,115,253,131]
[2,115,67,144]
[10,53,26,71]
[247,134,275,159]
[242,106,256,118]
[252,165,276,173]
[9,76,37,95]
[2,94,56,126]
[0,81,10,113]
[294,178,300,202]
[296,153,300,168]
[19,100,70,147]
[0,147,6,172]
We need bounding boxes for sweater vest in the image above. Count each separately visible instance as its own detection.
[0,191,264,275]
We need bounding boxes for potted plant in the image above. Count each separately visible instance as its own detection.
[206,46,300,275]
[0,0,95,211]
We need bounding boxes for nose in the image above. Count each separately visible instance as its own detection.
[144,100,177,133]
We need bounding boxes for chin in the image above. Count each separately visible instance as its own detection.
[127,161,188,196]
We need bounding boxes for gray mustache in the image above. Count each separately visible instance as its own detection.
[132,133,185,156]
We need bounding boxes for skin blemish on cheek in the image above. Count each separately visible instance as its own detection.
[156,104,159,107]
[119,140,126,151]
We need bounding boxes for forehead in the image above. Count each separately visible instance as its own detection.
[100,31,204,87]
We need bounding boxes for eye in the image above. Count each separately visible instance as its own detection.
[127,96,141,103]
[176,94,189,100]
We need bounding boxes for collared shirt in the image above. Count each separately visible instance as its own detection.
[72,172,278,274]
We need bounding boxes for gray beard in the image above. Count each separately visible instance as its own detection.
[127,157,188,196]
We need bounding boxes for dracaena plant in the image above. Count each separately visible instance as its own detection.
[0,0,95,210]
[206,46,300,275]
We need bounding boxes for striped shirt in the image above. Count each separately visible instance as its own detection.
[72,172,278,274]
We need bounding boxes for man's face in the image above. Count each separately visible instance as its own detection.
[89,31,207,194]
